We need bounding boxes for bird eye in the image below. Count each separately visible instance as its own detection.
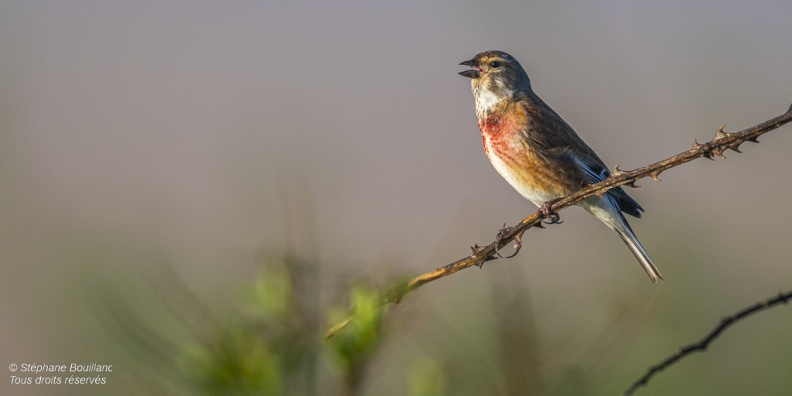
[489,61,502,69]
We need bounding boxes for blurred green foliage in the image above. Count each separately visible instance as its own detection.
[105,250,790,396]
[326,285,389,395]
[183,324,283,395]
[178,256,322,395]
[156,256,394,395]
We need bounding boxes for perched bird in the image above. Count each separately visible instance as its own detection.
[459,50,662,283]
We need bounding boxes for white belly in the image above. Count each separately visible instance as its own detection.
[486,141,560,207]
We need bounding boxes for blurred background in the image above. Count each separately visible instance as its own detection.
[1,1,791,395]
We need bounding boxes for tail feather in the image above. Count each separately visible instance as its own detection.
[580,196,663,283]
[613,221,663,283]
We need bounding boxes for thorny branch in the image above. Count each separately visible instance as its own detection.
[324,103,792,339]
[623,290,792,395]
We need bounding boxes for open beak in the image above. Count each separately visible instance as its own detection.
[458,59,480,79]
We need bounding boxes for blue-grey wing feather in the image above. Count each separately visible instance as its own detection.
[574,155,644,218]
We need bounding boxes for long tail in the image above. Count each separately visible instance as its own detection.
[581,197,663,283]
[612,217,663,283]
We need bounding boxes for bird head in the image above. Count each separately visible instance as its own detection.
[459,50,532,119]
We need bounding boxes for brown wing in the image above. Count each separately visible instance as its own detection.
[519,93,644,217]
[519,93,606,166]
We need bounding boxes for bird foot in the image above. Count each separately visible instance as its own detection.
[494,223,525,259]
[539,199,563,224]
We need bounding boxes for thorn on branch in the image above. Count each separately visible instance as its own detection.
[650,171,662,182]
[714,125,730,140]
[725,141,743,154]
[693,139,716,160]
[613,164,640,187]
[470,244,496,267]
[692,139,704,151]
